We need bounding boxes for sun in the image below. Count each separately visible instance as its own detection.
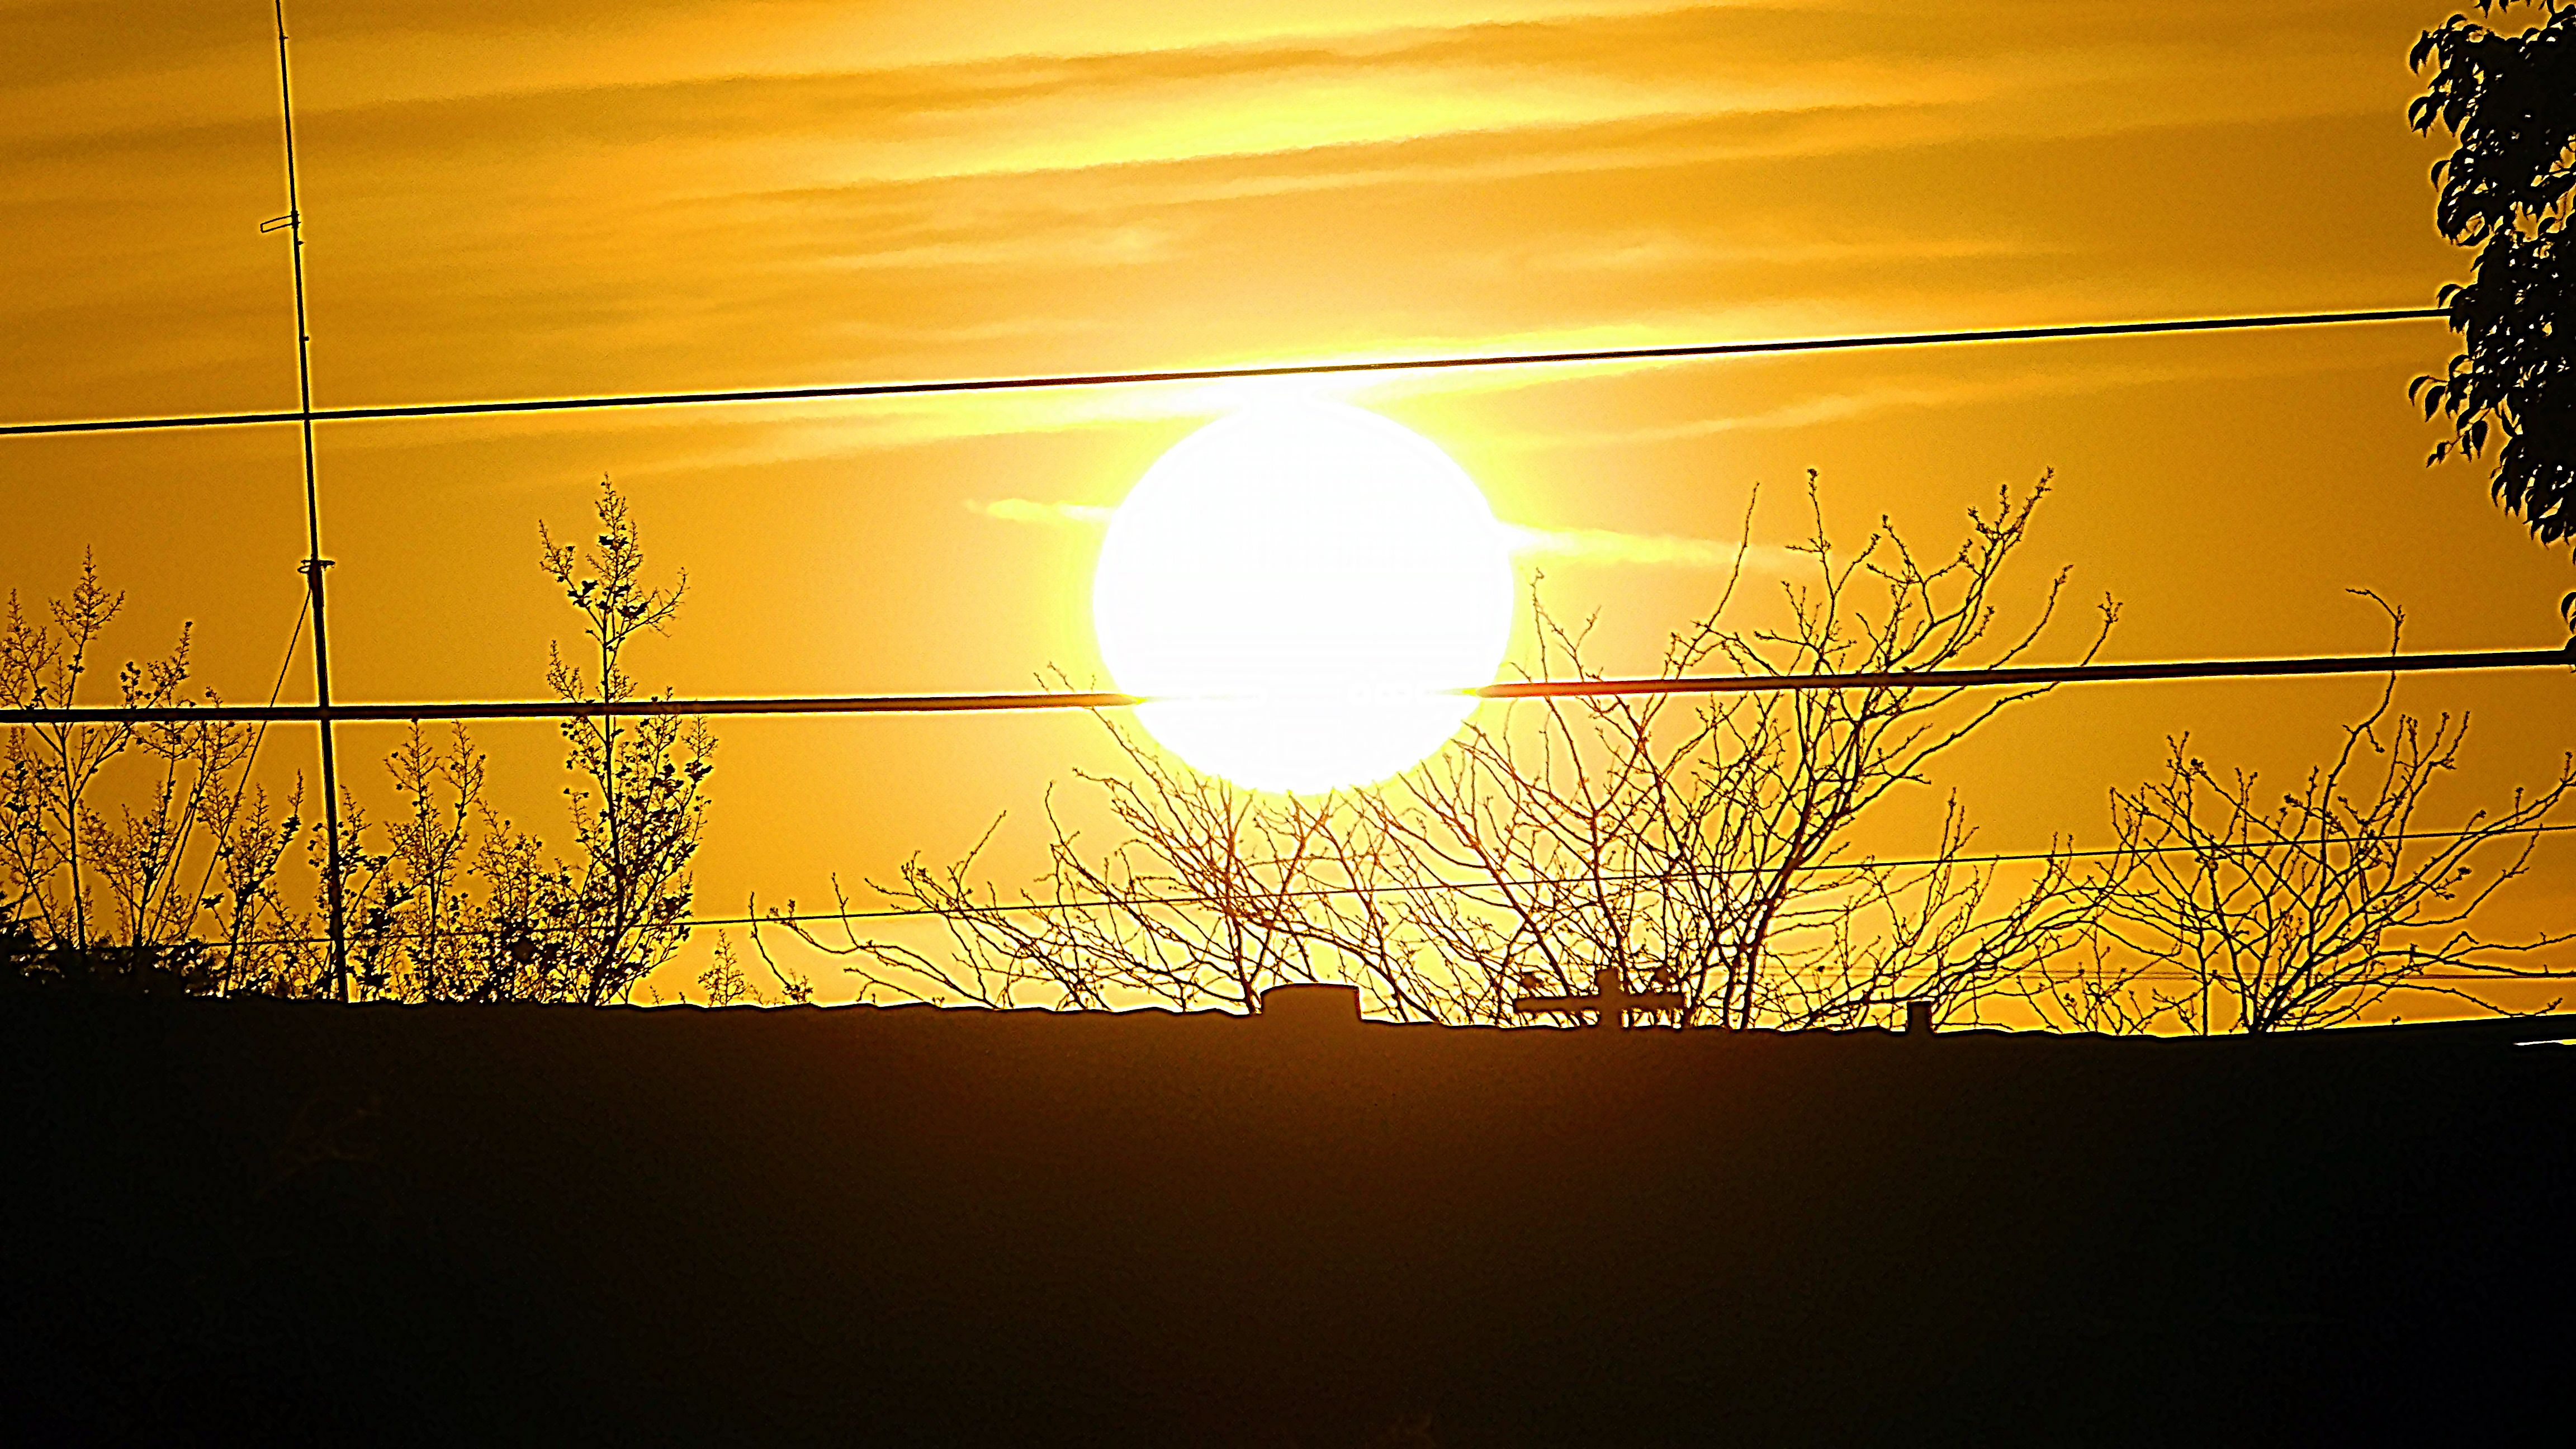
[1092,401,1516,793]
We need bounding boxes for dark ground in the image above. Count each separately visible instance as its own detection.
[5,991,2572,1446]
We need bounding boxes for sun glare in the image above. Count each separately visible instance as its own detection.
[1092,402,1515,793]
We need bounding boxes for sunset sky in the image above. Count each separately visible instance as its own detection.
[4,0,2570,1005]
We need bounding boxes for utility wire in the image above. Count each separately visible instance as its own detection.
[2,641,2566,727]
[0,307,2442,438]
[181,590,309,921]
[194,820,2576,950]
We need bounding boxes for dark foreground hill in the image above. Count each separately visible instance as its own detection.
[6,991,2573,1446]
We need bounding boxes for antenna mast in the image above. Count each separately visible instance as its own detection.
[269,0,349,1000]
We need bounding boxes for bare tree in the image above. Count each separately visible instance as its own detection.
[384,725,471,998]
[354,478,716,1005]
[196,778,321,997]
[2026,598,2575,1034]
[0,554,253,988]
[792,476,2108,1029]
[4,480,716,1006]
[699,929,813,1006]
[520,479,716,1003]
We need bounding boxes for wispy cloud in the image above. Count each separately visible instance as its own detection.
[969,498,1117,527]
[969,495,1774,570]
[1479,337,2440,456]
[1499,523,1785,570]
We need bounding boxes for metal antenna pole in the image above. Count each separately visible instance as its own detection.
[271,1,349,1000]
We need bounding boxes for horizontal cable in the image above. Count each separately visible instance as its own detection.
[0,307,2442,438]
[4,642,2568,726]
[1479,643,2572,700]
[176,821,2576,949]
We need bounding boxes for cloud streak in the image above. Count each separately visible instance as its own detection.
[969,496,1774,570]
[969,498,1117,527]
[1499,523,1784,570]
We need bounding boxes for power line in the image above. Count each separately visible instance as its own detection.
[0,307,2442,438]
[751,825,2576,929]
[2,641,2565,727]
[182,590,309,921]
[196,820,2576,949]
[1481,643,2571,700]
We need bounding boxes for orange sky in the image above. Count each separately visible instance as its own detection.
[4,0,2570,1007]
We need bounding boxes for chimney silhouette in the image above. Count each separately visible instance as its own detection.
[1259,983,1361,1027]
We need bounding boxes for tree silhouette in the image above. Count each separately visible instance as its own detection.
[520,479,714,1003]
[2027,596,2575,1034]
[799,477,2109,1030]
[2409,0,2576,627]
[2,479,714,1005]
[356,477,716,1004]
[0,554,251,991]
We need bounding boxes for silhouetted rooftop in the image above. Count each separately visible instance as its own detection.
[7,992,2571,1444]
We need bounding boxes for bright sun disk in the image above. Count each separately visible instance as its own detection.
[1092,402,1515,793]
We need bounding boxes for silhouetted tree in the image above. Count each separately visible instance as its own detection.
[0,553,255,989]
[362,477,716,1004]
[2027,596,2575,1034]
[2,479,716,1005]
[2410,0,2576,627]
[198,778,318,994]
[0,899,214,995]
[523,479,716,1003]
[699,929,808,1006]
[795,477,2109,1030]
